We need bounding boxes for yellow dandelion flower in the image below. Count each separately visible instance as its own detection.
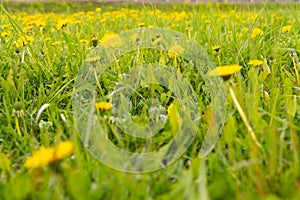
[1,24,12,29]
[23,25,34,32]
[24,141,74,169]
[56,19,70,30]
[15,36,34,47]
[51,41,60,46]
[207,64,242,77]
[87,11,95,16]
[80,39,89,45]
[138,22,145,27]
[168,45,184,58]
[25,36,34,43]
[212,45,221,53]
[95,102,112,111]
[95,8,102,12]
[1,31,10,37]
[152,38,162,46]
[43,37,51,42]
[242,27,249,32]
[248,60,264,67]
[53,141,74,161]
[221,14,228,19]
[25,147,55,169]
[281,25,291,33]
[251,28,263,39]
[34,20,46,27]
[130,33,139,43]
[69,20,82,25]
[205,20,211,24]
[100,32,122,49]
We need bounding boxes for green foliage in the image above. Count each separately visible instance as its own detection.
[0,2,299,200]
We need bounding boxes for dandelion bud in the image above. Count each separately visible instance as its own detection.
[12,101,25,118]
[290,51,296,57]
[91,35,98,47]
[14,101,24,111]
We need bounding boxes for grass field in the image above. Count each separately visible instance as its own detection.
[0,2,300,199]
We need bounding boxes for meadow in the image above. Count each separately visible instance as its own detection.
[0,2,300,199]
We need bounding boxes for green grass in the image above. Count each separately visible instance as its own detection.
[0,2,300,199]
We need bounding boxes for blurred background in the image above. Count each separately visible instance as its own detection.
[5,0,300,3]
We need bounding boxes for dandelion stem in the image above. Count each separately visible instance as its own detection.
[228,86,262,149]
[112,51,121,78]
[21,50,25,63]
[217,54,221,66]
[292,57,299,85]
[15,117,22,137]
[93,70,105,97]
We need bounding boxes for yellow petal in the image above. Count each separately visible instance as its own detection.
[207,65,242,77]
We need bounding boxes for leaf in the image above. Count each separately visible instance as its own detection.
[0,152,11,173]
[10,173,31,199]
[168,101,182,135]
[159,52,167,65]
[284,78,297,118]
